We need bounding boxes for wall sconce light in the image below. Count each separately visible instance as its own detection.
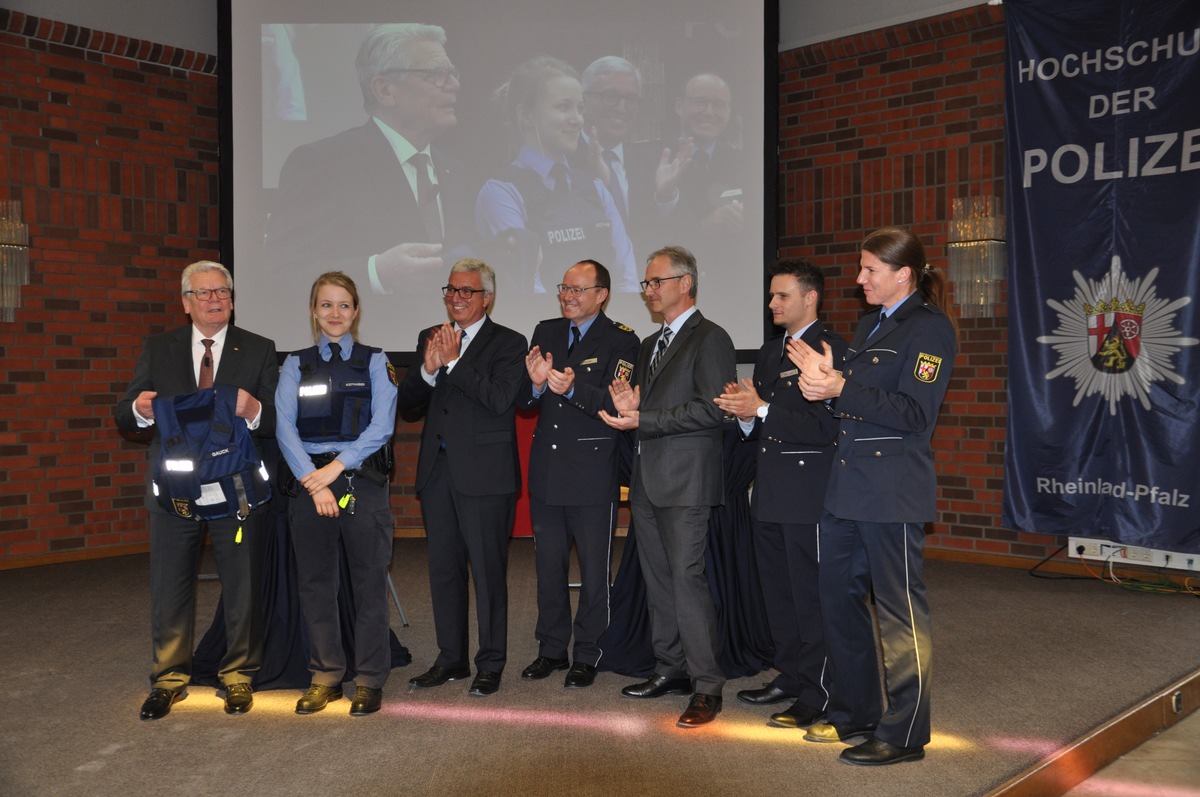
[1,200,30,323]
[947,196,1005,318]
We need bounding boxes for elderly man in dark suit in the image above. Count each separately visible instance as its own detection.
[715,258,848,730]
[114,260,278,720]
[265,23,472,301]
[600,245,736,728]
[398,259,527,697]
[519,259,639,688]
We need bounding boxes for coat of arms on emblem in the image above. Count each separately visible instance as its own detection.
[1087,299,1144,374]
[915,352,942,383]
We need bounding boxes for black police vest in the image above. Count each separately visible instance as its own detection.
[503,163,617,288]
[151,385,271,521]
[295,342,379,442]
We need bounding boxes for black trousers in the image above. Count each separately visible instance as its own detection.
[290,472,394,689]
[419,451,515,673]
[753,519,829,710]
[529,495,615,666]
[819,512,932,748]
[148,508,266,690]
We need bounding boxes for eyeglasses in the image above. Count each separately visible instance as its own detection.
[683,98,730,113]
[556,284,603,297]
[183,287,232,301]
[639,275,686,292]
[584,90,640,110]
[442,285,485,299]
[384,66,460,89]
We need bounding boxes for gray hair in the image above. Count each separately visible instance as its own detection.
[581,56,641,94]
[356,23,447,111]
[181,260,232,294]
[647,245,698,298]
[450,258,496,295]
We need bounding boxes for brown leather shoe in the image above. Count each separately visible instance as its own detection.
[676,694,722,727]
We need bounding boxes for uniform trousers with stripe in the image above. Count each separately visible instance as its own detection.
[818,511,932,748]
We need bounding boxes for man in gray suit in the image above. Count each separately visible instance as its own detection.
[599,245,736,728]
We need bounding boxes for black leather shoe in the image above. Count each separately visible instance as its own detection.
[840,737,925,766]
[621,674,693,699]
[521,656,569,680]
[468,671,502,696]
[564,662,597,689]
[139,688,185,721]
[768,700,825,729]
[409,664,471,688]
[736,684,792,705]
[349,686,383,716]
[804,722,878,743]
[296,683,343,714]
[223,683,253,715]
[677,694,722,727]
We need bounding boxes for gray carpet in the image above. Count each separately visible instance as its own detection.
[1,538,1197,797]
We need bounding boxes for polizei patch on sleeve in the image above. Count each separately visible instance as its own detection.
[615,359,634,382]
[915,352,943,383]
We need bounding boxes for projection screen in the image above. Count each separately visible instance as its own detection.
[224,0,773,355]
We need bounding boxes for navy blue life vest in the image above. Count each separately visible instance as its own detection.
[151,385,271,521]
[503,163,617,290]
[295,342,379,442]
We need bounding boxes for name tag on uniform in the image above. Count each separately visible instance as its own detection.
[779,368,799,378]
[580,357,598,365]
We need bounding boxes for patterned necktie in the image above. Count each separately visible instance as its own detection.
[602,149,626,217]
[409,152,443,244]
[568,325,581,355]
[648,327,673,378]
[198,339,214,389]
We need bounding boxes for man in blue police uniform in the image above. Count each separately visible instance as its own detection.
[115,260,278,720]
[519,259,639,688]
[715,259,847,729]
[398,259,527,697]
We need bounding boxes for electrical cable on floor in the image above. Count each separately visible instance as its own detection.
[1028,542,1200,596]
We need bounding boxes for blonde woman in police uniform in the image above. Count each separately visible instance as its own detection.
[788,227,957,766]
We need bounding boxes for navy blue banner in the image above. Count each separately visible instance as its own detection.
[1002,0,1200,551]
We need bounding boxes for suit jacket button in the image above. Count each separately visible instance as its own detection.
[840,459,846,466]
[761,447,767,453]
[442,408,448,414]
[872,357,879,364]
[874,450,882,457]
[551,444,557,450]
[847,369,854,376]
[798,460,805,466]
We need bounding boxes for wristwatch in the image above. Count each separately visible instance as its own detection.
[756,403,769,419]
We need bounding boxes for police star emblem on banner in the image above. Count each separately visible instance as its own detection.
[1037,256,1198,413]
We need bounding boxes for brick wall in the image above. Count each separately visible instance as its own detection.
[0,10,221,565]
[778,4,1062,563]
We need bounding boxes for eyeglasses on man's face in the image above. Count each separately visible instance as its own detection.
[639,275,686,292]
[584,90,640,110]
[384,66,460,89]
[442,285,485,299]
[183,287,232,301]
[557,284,603,297]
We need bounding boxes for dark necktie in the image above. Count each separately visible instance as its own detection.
[692,149,710,178]
[602,150,626,217]
[550,162,569,194]
[328,341,341,362]
[568,325,581,354]
[648,327,672,378]
[409,152,443,244]
[198,339,214,389]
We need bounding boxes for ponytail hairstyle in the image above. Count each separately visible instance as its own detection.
[861,226,957,335]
